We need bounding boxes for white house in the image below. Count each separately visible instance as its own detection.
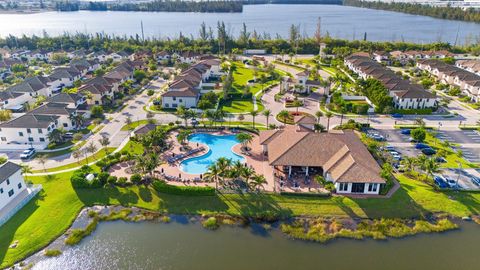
[26,49,49,62]
[0,161,42,227]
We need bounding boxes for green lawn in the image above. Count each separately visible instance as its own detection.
[121,120,150,131]
[31,147,116,173]
[1,164,480,268]
[199,121,267,130]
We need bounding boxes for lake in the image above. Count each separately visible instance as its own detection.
[0,4,479,44]
[32,219,480,270]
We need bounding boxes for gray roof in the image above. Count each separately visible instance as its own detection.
[0,161,22,184]
[46,92,84,104]
[0,114,59,128]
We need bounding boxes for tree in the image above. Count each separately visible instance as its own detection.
[424,158,439,182]
[69,114,84,129]
[326,111,333,130]
[250,174,267,191]
[411,128,426,142]
[48,129,64,145]
[133,70,147,82]
[216,157,232,184]
[72,149,82,165]
[86,142,97,163]
[177,129,192,145]
[37,155,48,172]
[205,163,221,191]
[292,99,302,113]
[0,110,12,122]
[99,135,110,155]
[262,109,272,128]
[91,105,104,119]
[249,110,258,129]
[315,111,323,124]
[236,132,253,151]
[278,110,290,127]
[401,156,416,173]
[339,107,347,126]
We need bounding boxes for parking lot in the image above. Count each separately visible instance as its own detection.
[458,147,480,163]
[436,130,480,144]
[435,169,480,190]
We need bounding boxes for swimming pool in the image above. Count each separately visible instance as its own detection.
[179,133,245,174]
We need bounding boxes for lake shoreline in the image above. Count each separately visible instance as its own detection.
[10,204,477,270]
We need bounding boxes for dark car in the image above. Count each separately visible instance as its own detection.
[415,143,430,149]
[435,157,447,163]
[434,176,448,189]
[422,147,437,155]
[392,113,403,118]
[400,129,411,135]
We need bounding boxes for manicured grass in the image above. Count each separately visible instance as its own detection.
[276,111,313,125]
[121,120,150,131]
[198,121,267,130]
[31,147,116,173]
[1,169,480,268]
[273,61,305,71]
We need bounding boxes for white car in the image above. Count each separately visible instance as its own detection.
[444,176,458,188]
[20,148,36,159]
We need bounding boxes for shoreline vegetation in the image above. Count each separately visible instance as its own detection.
[344,0,480,24]
[15,205,463,268]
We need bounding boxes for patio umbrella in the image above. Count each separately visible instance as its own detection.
[161,168,164,173]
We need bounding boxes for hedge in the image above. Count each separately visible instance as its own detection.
[280,191,331,197]
[152,180,216,196]
[393,108,433,115]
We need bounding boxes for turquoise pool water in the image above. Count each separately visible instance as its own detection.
[180,133,245,174]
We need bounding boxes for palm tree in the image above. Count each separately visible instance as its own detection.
[21,165,32,183]
[424,158,439,182]
[216,157,232,184]
[72,149,82,165]
[250,174,267,192]
[69,114,85,130]
[205,163,221,191]
[236,132,253,151]
[177,129,192,145]
[339,108,347,126]
[326,111,333,131]
[263,109,272,128]
[315,111,323,124]
[48,129,64,145]
[145,153,160,179]
[231,160,245,178]
[401,156,416,173]
[278,110,290,127]
[292,99,302,113]
[249,110,258,129]
[240,167,255,187]
[99,135,110,155]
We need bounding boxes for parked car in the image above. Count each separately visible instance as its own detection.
[434,175,448,189]
[400,129,411,135]
[422,148,437,155]
[392,155,402,161]
[435,157,447,163]
[385,145,396,151]
[415,143,430,149]
[392,113,403,118]
[20,148,36,159]
[63,132,74,139]
[408,137,419,143]
[444,176,458,188]
[471,176,480,186]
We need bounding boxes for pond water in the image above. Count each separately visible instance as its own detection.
[32,219,480,270]
[0,4,479,44]
[180,133,244,174]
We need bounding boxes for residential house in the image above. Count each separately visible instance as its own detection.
[372,51,390,63]
[109,51,131,62]
[456,59,480,76]
[6,76,54,101]
[9,50,30,60]
[176,51,201,64]
[88,50,108,62]
[281,70,322,94]
[0,58,22,80]
[0,91,31,112]
[259,127,385,195]
[79,76,119,105]
[0,161,41,227]
[161,58,223,108]
[345,55,437,109]
[417,59,480,102]
[157,50,171,62]
[26,49,49,62]
[0,102,78,149]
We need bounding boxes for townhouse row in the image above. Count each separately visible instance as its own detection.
[0,59,144,149]
[372,50,454,64]
[345,54,437,110]
[417,59,480,102]
[160,56,224,109]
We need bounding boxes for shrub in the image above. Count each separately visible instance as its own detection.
[70,166,94,188]
[152,180,215,196]
[147,89,154,96]
[107,176,118,185]
[116,177,128,186]
[97,172,109,186]
[202,217,219,230]
[130,174,142,185]
[44,249,62,257]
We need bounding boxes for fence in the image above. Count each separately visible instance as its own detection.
[0,184,42,228]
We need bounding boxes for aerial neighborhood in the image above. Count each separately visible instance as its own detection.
[0,31,480,269]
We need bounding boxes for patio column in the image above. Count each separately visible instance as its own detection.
[288,166,292,176]
[306,166,309,176]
